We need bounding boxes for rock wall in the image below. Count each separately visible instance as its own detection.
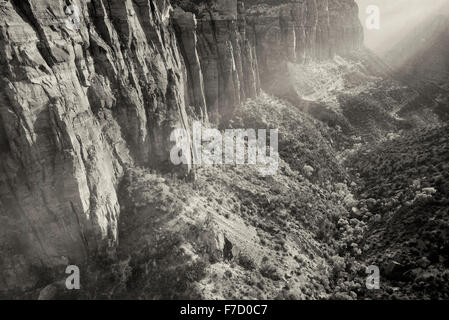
[0,0,189,294]
[0,0,363,295]
[173,0,261,123]
[172,0,363,121]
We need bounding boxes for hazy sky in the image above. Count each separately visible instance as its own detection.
[355,0,449,56]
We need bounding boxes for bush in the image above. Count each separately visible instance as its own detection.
[238,253,257,271]
[260,262,281,281]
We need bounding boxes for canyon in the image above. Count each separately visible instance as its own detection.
[0,0,362,295]
[0,0,447,300]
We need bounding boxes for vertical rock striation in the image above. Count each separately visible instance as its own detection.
[0,0,189,294]
[244,0,363,97]
[173,0,262,123]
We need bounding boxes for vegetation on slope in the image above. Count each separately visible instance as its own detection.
[77,94,372,300]
[42,87,448,300]
[33,50,449,300]
[350,126,449,299]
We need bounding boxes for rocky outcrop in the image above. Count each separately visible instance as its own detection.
[0,0,363,295]
[172,9,209,121]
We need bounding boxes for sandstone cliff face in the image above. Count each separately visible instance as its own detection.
[0,0,189,294]
[173,0,262,123]
[172,0,363,120]
[0,0,363,295]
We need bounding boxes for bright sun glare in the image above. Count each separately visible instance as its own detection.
[356,0,449,56]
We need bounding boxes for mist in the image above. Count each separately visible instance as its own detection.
[356,0,449,56]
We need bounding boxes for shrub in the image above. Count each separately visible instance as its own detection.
[238,253,257,271]
[260,262,281,281]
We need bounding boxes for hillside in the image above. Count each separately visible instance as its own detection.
[287,50,442,140]
[34,92,449,300]
[351,126,449,299]
[79,94,368,300]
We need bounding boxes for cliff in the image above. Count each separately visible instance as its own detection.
[173,0,363,121]
[0,0,363,295]
[0,0,190,294]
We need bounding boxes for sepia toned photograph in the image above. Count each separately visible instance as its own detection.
[0,0,448,305]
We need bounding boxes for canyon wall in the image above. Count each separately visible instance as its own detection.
[245,0,363,96]
[0,0,363,294]
[0,0,189,294]
[173,0,363,118]
[173,0,262,123]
